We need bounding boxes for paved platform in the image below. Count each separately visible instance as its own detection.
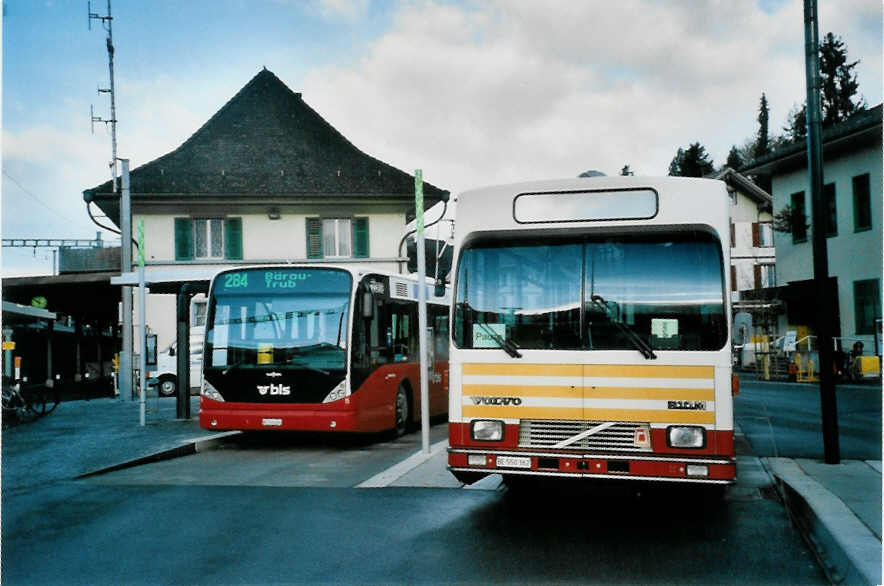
[2,395,880,584]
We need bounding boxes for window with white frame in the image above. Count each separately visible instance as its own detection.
[193,218,224,259]
[321,218,352,258]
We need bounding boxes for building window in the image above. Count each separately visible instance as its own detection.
[306,217,369,259]
[323,218,352,258]
[854,279,881,335]
[758,222,774,247]
[730,265,737,292]
[824,183,837,237]
[853,173,872,232]
[192,301,207,327]
[753,263,775,289]
[194,218,224,259]
[174,217,242,261]
[790,191,807,243]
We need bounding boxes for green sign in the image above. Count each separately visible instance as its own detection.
[415,169,424,235]
[136,220,145,268]
[31,296,47,309]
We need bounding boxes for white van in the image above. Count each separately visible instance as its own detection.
[149,329,204,397]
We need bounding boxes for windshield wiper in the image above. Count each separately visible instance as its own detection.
[477,322,522,359]
[590,294,657,360]
[221,360,246,375]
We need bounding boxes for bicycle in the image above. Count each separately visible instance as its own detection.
[1,380,59,425]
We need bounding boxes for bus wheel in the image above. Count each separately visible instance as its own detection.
[158,375,177,397]
[394,385,409,437]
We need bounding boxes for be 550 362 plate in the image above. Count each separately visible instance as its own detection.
[496,455,531,469]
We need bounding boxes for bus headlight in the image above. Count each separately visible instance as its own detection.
[201,380,224,402]
[666,426,705,448]
[322,380,350,404]
[471,420,504,441]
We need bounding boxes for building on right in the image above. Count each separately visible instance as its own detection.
[740,104,882,370]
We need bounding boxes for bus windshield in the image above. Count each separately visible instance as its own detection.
[454,231,726,352]
[206,268,352,372]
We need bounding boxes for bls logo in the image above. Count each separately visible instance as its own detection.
[257,383,291,396]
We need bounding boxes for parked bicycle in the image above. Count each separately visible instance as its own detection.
[1,379,59,425]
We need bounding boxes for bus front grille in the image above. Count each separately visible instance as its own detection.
[518,420,648,451]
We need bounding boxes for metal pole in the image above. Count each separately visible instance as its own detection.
[120,159,133,401]
[804,0,839,463]
[3,327,13,379]
[176,285,192,420]
[415,170,430,454]
[106,0,118,192]
[137,220,146,426]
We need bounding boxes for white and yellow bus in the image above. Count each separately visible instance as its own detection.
[447,177,737,487]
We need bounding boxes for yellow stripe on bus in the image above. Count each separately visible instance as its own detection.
[463,363,713,379]
[462,363,583,377]
[463,385,715,401]
[461,405,715,424]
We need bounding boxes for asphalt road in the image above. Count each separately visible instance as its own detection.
[734,375,881,459]
[2,421,828,584]
[5,480,824,584]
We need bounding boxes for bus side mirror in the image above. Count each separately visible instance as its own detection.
[145,334,158,366]
[434,279,446,297]
[362,291,374,320]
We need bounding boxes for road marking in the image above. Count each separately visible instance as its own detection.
[357,439,449,488]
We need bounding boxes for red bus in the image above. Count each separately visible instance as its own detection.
[199,265,450,435]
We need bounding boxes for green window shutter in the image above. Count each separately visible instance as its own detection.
[306,217,323,259]
[174,218,193,261]
[224,217,243,260]
[352,217,369,258]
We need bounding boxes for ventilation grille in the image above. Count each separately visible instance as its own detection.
[518,420,649,451]
[391,279,411,300]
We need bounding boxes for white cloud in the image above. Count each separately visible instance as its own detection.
[316,0,369,21]
[302,0,881,193]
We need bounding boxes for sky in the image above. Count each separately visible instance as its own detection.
[2,0,882,276]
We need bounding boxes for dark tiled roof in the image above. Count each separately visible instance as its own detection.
[741,104,882,176]
[85,69,447,224]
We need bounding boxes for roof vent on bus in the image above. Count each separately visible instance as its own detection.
[394,281,410,299]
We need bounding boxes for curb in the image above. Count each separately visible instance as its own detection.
[75,431,241,479]
[357,439,449,488]
[765,457,881,585]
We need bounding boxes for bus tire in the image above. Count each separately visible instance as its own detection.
[158,375,177,397]
[394,385,410,437]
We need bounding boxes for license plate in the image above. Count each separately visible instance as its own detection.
[496,455,531,469]
[262,418,283,427]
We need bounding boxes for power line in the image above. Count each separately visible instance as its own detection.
[2,170,74,224]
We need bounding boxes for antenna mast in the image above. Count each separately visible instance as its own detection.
[89,0,118,191]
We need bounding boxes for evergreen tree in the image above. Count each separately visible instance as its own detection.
[779,33,865,144]
[783,103,807,142]
[726,145,743,170]
[753,93,770,158]
[819,33,865,125]
[668,143,714,177]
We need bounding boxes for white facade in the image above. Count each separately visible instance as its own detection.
[133,210,411,350]
[728,188,775,299]
[770,142,882,350]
